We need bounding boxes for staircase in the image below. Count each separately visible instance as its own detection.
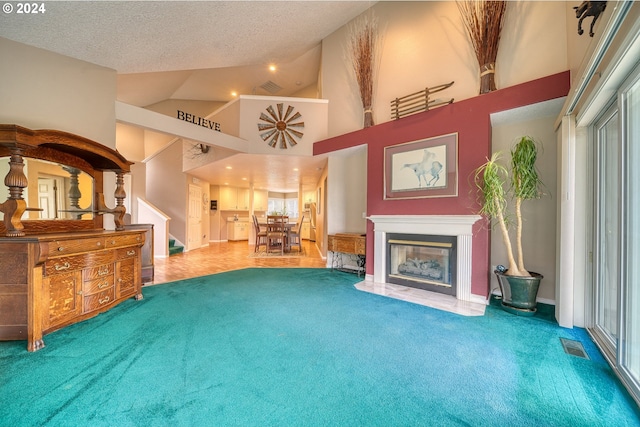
[169,238,184,256]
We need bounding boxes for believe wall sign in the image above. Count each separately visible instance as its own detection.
[177,110,221,132]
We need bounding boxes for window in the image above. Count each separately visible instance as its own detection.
[268,195,298,218]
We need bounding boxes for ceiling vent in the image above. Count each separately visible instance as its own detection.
[260,80,283,94]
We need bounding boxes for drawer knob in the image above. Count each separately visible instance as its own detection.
[97,242,101,246]
[57,247,65,252]
[111,240,116,245]
[54,262,70,271]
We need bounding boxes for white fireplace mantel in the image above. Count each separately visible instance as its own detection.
[368,215,481,235]
[367,215,482,307]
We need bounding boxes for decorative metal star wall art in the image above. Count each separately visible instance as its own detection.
[257,103,304,149]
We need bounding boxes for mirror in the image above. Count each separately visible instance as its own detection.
[0,157,94,220]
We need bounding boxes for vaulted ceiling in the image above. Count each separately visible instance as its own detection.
[1,1,372,105]
[0,1,374,192]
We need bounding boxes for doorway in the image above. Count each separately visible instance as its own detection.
[188,184,203,250]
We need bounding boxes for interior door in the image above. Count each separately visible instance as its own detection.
[37,177,58,219]
[188,184,202,250]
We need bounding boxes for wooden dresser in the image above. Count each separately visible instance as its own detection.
[0,124,146,351]
[0,230,144,351]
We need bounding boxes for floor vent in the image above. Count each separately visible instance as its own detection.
[260,80,283,94]
[560,338,590,359]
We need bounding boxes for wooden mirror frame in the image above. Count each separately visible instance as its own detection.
[0,124,133,237]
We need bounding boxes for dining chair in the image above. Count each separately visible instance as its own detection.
[266,215,287,254]
[252,215,267,253]
[288,215,304,253]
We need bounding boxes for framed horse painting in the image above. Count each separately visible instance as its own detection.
[384,133,458,200]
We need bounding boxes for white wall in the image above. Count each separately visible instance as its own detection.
[146,140,187,245]
[116,123,146,162]
[321,1,569,138]
[490,111,561,303]
[129,161,147,223]
[210,99,241,137]
[0,37,116,147]
[145,99,225,118]
[326,146,367,235]
[236,95,328,156]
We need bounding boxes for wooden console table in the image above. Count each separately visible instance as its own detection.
[328,233,366,276]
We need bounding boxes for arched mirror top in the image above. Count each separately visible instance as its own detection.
[0,124,132,237]
[0,124,132,173]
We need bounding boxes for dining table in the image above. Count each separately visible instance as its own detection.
[259,219,297,252]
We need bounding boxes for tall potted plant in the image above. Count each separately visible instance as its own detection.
[474,136,544,315]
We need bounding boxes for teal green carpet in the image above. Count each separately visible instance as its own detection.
[1,268,639,426]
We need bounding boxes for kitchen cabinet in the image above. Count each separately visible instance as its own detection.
[301,221,310,240]
[220,187,250,210]
[228,221,249,241]
[253,189,268,211]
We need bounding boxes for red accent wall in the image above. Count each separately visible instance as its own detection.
[314,71,570,297]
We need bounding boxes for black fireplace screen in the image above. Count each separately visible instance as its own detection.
[386,233,457,296]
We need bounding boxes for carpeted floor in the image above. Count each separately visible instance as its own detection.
[1,268,638,426]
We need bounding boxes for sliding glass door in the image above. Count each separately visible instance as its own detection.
[593,107,619,358]
[620,72,640,398]
[591,66,640,404]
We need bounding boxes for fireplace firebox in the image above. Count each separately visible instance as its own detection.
[386,233,457,296]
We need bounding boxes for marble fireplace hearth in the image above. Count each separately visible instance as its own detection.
[357,215,486,316]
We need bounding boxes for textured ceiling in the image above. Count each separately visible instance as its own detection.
[0,1,373,105]
[0,1,374,193]
[0,1,370,74]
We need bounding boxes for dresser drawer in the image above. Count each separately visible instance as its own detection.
[115,246,139,261]
[83,263,113,282]
[44,251,114,277]
[105,233,143,249]
[83,273,114,295]
[46,237,105,256]
[83,288,115,312]
[328,234,366,255]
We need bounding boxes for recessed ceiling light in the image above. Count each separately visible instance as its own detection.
[242,177,247,180]
[293,168,299,172]
[226,166,232,169]
[269,64,276,72]
[231,91,237,97]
